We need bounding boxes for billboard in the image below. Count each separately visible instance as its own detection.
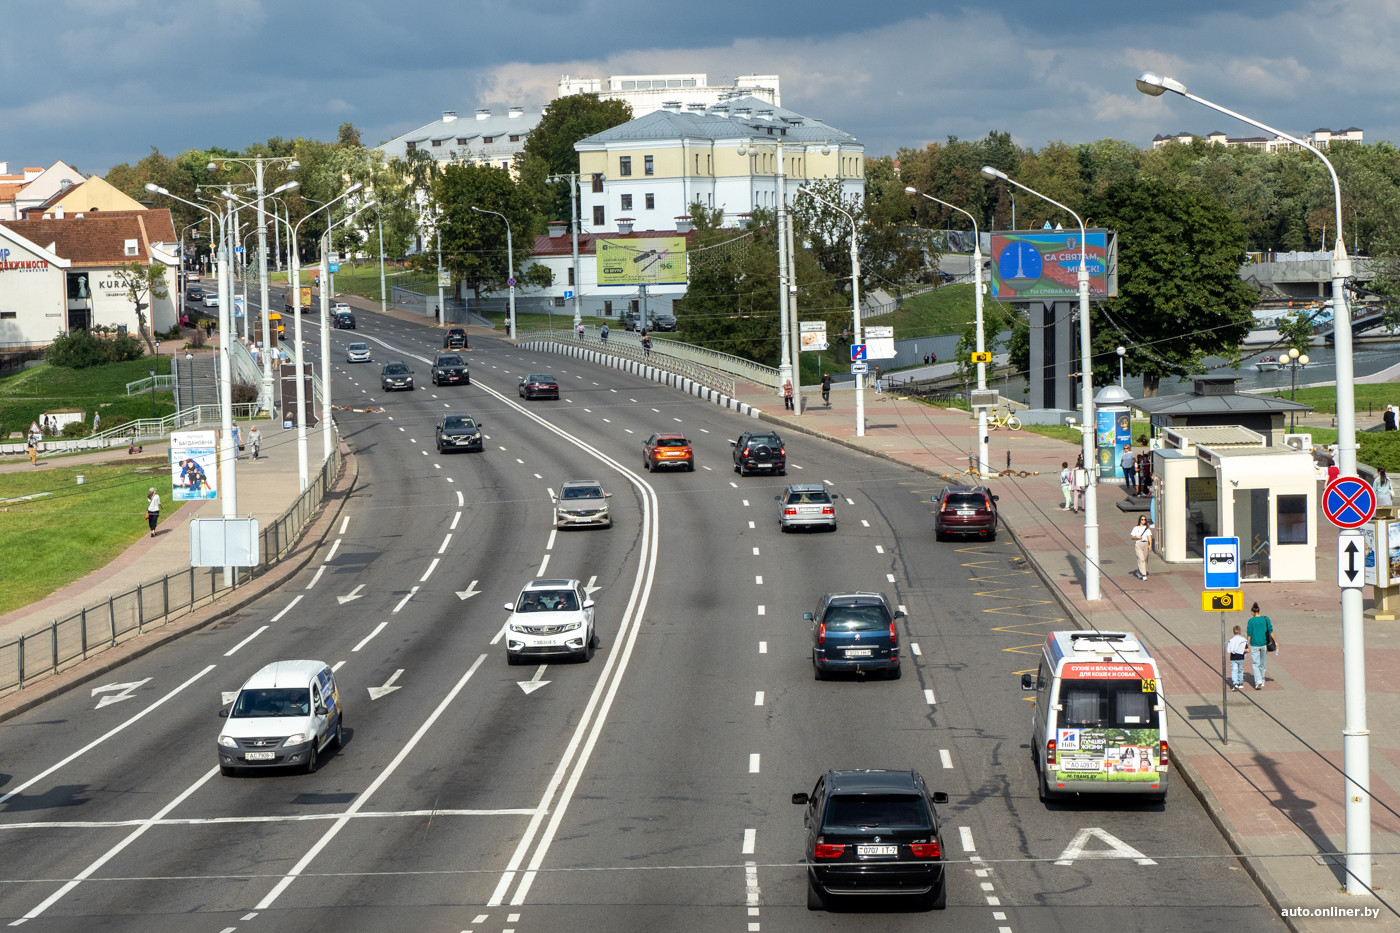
[987,229,1117,302]
[171,430,218,501]
[596,237,688,287]
[799,321,828,352]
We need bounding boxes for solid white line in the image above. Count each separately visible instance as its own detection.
[0,807,542,831]
[537,553,551,576]
[438,534,452,555]
[546,528,557,551]
[924,688,937,705]
[742,828,756,854]
[0,665,216,808]
[223,626,268,657]
[420,558,440,582]
[960,826,976,852]
[392,586,419,614]
[338,516,349,534]
[911,643,922,656]
[324,538,342,562]
[941,749,954,769]
[745,860,760,907]
[254,654,490,910]
[754,691,764,706]
[749,753,760,773]
[270,595,303,622]
[306,565,326,589]
[353,622,388,653]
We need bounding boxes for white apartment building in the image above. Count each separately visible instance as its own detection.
[377,107,542,173]
[557,73,779,118]
[1151,127,1364,152]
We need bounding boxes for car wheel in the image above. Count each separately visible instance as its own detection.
[686,462,694,472]
[465,377,471,384]
[1038,761,1057,802]
[888,663,902,680]
[926,879,947,910]
[506,652,524,666]
[813,659,826,681]
[934,530,945,542]
[780,523,789,533]
[331,716,344,750]
[986,530,997,542]
[807,875,827,911]
[304,743,318,774]
[220,764,236,777]
[643,457,652,472]
[777,468,787,476]
[583,633,595,662]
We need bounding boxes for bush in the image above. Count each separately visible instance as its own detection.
[232,381,259,405]
[46,329,145,368]
[61,420,90,438]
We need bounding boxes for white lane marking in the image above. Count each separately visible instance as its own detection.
[941,749,954,769]
[757,605,765,616]
[886,573,896,582]
[924,688,937,705]
[845,498,854,505]
[254,654,491,910]
[861,519,870,527]
[875,545,885,554]
[353,623,388,652]
[270,595,303,622]
[338,516,349,534]
[368,669,404,700]
[420,559,440,582]
[824,479,834,486]
[12,767,221,922]
[224,626,269,657]
[703,465,713,471]
[546,528,557,551]
[331,661,345,673]
[793,464,803,470]
[754,575,763,585]
[1054,828,1157,865]
[748,520,754,528]
[338,584,366,605]
[306,565,326,589]
[673,417,682,423]
[741,499,749,506]
[754,691,764,706]
[987,895,1001,905]
[742,828,756,854]
[700,428,709,433]
[325,538,342,562]
[456,491,464,508]
[651,407,660,413]
[624,428,634,434]
[602,419,611,424]
[911,643,922,656]
[899,604,907,614]
[749,754,760,774]
[534,473,542,479]
[491,624,508,645]
[392,586,419,613]
[731,483,739,489]
[752,547,760,556]
[537,553,551,576]
[438,534,452,554]
[745,861,760,907]
[759,641,767,654]
[90,679,150,709]
[960,827,976,852]
[515,458,525,464]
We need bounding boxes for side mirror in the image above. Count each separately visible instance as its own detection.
[583,599,595,609]
[792,793,809,805]
[605,492,613,498]
[931,791,949,804]
[729,440,738,448]
[504,603,514,612]
[802,612,814,621]
[1020,673,1037,691]
[218,708,229,718]
[992,495,1000,502]
[315,704,328,716]
[894,610,907,620]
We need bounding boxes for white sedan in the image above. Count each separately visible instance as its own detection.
[203,294,220,308]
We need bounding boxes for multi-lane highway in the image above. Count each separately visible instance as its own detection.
[0,307,1286,931]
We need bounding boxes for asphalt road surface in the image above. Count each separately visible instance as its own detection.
[0,307,1286,932]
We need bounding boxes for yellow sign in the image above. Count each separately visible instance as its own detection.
[1201,590,1244,612]
[299,286,312,309]
[597,237,688,287]
[970,351,993,364]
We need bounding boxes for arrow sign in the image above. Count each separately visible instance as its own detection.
[517,665,550,695]
[583,575,600,598]
[1339,532,1365,588]
[368,669,404,700]
[456,579,481,601]
[91,678,151,708]
[337,583,366,605]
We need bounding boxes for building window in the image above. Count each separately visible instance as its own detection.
[567,267,575,286]
[1277,495,1309,545]
[457,137,469,145]
[593,205,605,226]
[695,154,701,173]
[124,239,139,256]
[621,194,633,211]
[407,142,417,151]
[644,155,654,175]
[645,193,655,210]
[0,311,15,320]
[432,139,442,147]
[621,81,636,90]
[604,300,613,315]
[509,135,519,142]
[591,174,603,193]
[484,136,494,144]
[554,297,566,307]
[619,156,632,176]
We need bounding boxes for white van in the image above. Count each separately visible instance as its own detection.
[217,660,343,775]
[1020,631,1168,802]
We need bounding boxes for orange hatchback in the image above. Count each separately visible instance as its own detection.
[642,432,694,472]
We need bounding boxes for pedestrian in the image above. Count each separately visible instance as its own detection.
[1247,602,1275,689]
[873,365,882,395]
[232,422,242,458]
[1384,404,1397,431]
[1227,625,1248,691]
[600,323,609,344]
[93,411,101,434]
[1136,444,1152,496]
[923,353,930,366]
[1327,456,1339,483]
[576,321,585,340]
[250,426,262,460]
[27,422,42,466]
[1071,453,1087,512]
[1120,444,1137,491]
[641,334,652,358]
[820,371,832,405]
[929,351,937,364]
[1129,515,1153,579]
[145,487,161,537]
[782,378,794,411]
[1375,467,1393,508]
[1059,461,1072,510]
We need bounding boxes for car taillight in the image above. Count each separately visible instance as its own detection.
[817,622,826,645]
[908,842,941,859]
[821,507,834,515]
[1159,739,1169,766]
[888,621,898,644]
[743,446,752,456]
[1046,738,1057,767]
[785,508,798,516]
[814,843,844,859]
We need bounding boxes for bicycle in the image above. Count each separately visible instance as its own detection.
[988,410,1022,431]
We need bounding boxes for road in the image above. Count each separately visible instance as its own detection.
[0,305,1286,931]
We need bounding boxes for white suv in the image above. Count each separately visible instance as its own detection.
[503,579,596,664]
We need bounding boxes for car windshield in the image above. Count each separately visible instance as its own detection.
[562,486,603,500]
[438,355,464,366]
[787,490,831,504]
[443,417,476,431]
[385,364,409,374]
[529,375,556,384]
[517,590,578,612]
[945,493,988,509]
[823,603,891,631]
[230,687,312,718]
[747,434,781,446]
[824,793,932,831]
[349,343,368,352]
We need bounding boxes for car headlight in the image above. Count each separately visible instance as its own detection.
[564,621,583,631]
[508,622,525,634]
[283,733,313,747]
[218,734,238,748]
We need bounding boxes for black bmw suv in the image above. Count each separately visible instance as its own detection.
[793,769,948,911]
[731,430,785,476]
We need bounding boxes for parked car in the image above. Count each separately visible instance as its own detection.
[518,373,559,399]
[434,413,484,453]
[732,430,786,476]
[777,483,838,532]
[443,327,468,349]
[642,433,694,472]
[503,579,596,664]
[216,660,344,775]
[334,310,356,329]
[932,485,998,541]
[345,342,371,363]
[552,480,612,528]
[805,591,903,680]
[380,361,414,391]
[650,312,677,332]
[432,353,470,386]
[621,310,642,331]
[793,769,949,910]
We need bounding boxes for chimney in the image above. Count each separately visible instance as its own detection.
[476,109,491,120]
[442,111,457,122]
[548,220,567,237]
[616,217,635,234]
[674,216,693,233]
[509,107,524,119]
[663,100,682,111]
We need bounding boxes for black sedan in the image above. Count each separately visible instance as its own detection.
[380,361,414,392]
[805,591,903,680]
[186,286,204,302]
[435,414,484,453]
[793,769,948,911]
[432,353,470,386]
[518,373,559,400]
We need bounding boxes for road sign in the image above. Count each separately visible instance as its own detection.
[1339,531,1365,588]
[1203,537,1240,590]
[329,262,340,273]
[1201,591,1244,612]
[563,289,574,299]
[507,277,516,287]
[1323,476,1376,528]
[851,344,867,361]
[970,351,993,364]
[851,362,869,374]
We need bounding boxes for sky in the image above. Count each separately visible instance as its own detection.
[7,0,1398,178]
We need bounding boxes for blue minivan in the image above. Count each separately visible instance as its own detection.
[805,592,904,680]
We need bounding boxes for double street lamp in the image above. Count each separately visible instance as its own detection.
[736,139,798,411]
[471,206,516,339]
[797,186,865,437]
[1287,347,1310,431]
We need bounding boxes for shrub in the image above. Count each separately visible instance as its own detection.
[61,421,90,438]
[46,329,146,368]
[232,380,259,405]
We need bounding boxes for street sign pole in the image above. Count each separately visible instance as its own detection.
[1221,610,1229,745]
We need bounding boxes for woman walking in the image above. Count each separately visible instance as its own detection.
[1376,467,1393,508]
[145,487,161,537]
[1059,461,1072,510]
[1129,515,1153,579]
[1247,602,1274,689]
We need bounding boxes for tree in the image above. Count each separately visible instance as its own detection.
[433,163,543,309]
[1276,309,1317,353]
[1082,179,1257,395]
[677,204,782,362]
[111,260,170,352]
[520,94,633,224]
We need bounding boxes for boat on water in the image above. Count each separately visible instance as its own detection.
[1254,356,1283,372]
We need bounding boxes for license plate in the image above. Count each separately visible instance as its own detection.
[957,510,975,516]
[845,648,873,657]
[858,845,897,856]
[244,751,275,761]
[1063,758,1101,771]
[799,506,819,514]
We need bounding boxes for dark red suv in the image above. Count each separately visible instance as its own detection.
[933,485,998,541]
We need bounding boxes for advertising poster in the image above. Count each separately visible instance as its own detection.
[1096,408,1130,479]
[1364,520,1400,587]
[799,321,828,352]
[987,229,1117,301]
[171,430,218,501]
[596,237,688,287]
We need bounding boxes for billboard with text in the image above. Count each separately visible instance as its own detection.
[988,229,1117,302]
[596,237,688,287]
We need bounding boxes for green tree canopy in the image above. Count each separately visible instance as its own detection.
[433,163,543,308]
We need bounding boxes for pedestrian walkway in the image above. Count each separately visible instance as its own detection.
[726,380,1398,931]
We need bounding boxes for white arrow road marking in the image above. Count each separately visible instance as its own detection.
[457,579,482,601]
[221,691,239,706]
[517,665,550,695]
[583,575,600,597]
[90,679,151,709]
[337,584,366,605]
[1055,827,1157,866]
[368,669,405,700]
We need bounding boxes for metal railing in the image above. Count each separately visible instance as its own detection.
[0,435,342,698]
[519,326,776,393]
[125,374,176,395]
[1,404,264,458]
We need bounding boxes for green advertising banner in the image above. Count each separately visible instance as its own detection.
[597,237,688,287]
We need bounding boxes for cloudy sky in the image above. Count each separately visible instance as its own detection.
[7,0,1396,177]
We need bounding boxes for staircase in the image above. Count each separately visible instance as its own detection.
[171,355,221,408]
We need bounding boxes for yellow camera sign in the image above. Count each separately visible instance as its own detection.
[970,352,993,364]
[1201,590,1244,612]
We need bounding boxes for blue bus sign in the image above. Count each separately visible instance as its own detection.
[1203,537,1241,590]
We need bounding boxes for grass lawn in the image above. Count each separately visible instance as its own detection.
[1257,384,1394,416]
[1,359,176,441]
[0,457,170,613]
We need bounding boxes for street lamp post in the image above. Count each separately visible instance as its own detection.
[905,187,988,476]
[149,369,156,419]
[737,139,795,410]
[321,200,377,461]
[1136,70,1370,895]
[1287,347,1309,431]
[1117,346,1127,387]
[471,206,516,339]
[797,186,865,437]
[980,165,1099,601]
